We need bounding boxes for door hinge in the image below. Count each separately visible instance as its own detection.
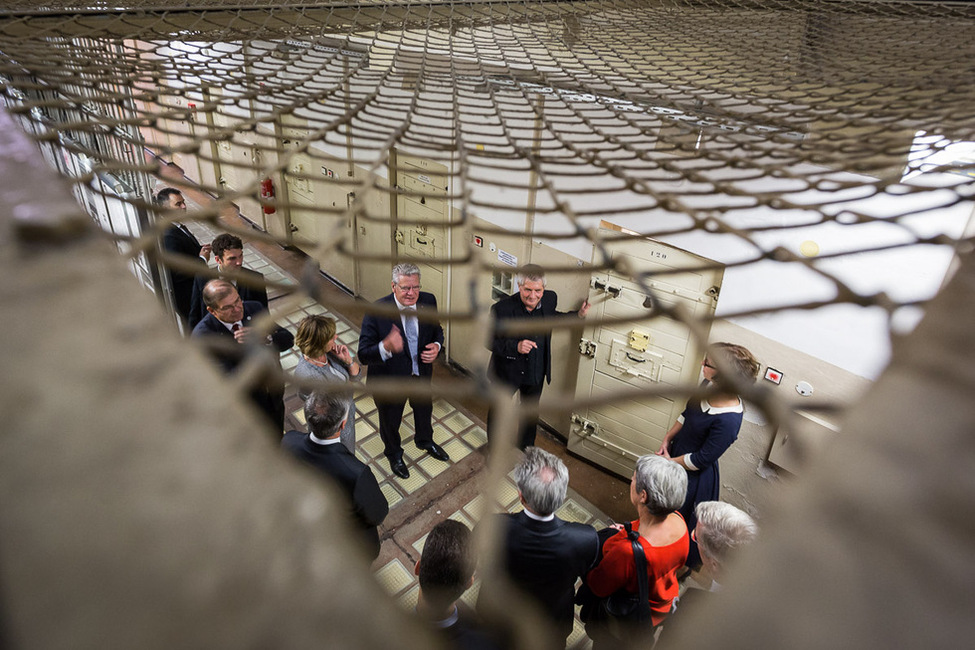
[579,338,597,358]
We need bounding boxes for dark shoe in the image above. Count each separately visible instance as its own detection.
[390,457,410,479]
[418,441,450,462]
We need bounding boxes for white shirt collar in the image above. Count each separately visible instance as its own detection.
[393,295,416,311]
[420,605,459,629]
[220,319,242,332]
[700,398,743,415]
[523,508,555,522]
[309,432,343,445]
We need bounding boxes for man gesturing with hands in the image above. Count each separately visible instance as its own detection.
[488,265,590,450]
[358,263,449,479]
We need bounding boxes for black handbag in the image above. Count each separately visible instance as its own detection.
[578,522,653,640]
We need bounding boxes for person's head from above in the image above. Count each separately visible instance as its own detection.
[416,519,475,615]
[631,454,687,517]
[304,391,351,440]
[514,446,569,517]
[391,262,422,307]
[211,233,244,271]
[515,264,546,311]
[295,314,338,360]
[702,342,760,391]
[202,279,242,324]
[156,187,186,211]
[694,501,758,580]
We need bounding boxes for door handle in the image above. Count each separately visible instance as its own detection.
[625,353,645,363]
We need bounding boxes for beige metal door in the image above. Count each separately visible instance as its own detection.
[354,172,393,301]
[395,155,448,308]
[284,151,317,245]
[168,99,203,185]
[568,228,723,478]
[447,219,530,370]
[216,139,262,228]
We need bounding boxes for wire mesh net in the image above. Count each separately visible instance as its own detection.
[2,0,974,470]
[4,1,975,647]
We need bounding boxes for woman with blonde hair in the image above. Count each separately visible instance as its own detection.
[657,342,760,570]
[293,314,361,453]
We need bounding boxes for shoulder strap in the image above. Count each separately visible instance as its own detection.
[625,523,652,624]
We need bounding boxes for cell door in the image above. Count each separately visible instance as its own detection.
[568,228,723,478]
[394,155,449,309]
[354,174,393,301]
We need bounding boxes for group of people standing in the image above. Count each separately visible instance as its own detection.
[158,186,764,648]
[465,446,759,649]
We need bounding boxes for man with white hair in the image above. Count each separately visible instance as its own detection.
[488,264,589,449]
[358,263,448,479]
[479,447,598,647]
[657,501,758,646]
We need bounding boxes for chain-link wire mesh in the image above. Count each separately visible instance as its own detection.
[3,0,975,462]
[2,0,975,646]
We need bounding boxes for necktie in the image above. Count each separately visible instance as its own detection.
[404,311,419,375]
[231,323,241,333]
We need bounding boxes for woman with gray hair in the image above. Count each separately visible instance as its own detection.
[581,454,689,646]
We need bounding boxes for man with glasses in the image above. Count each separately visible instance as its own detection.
[192,279,294,434]
[358,263,448,479]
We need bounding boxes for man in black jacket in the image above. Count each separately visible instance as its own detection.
[479,447,599,647]
[281,392,388,560]
[188,232,268,328]
[157,188,210,326]
[191,279,293,433]
[415,519,500,650]
[488,265,589,449]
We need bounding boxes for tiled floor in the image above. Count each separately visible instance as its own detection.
[180,202,608,649]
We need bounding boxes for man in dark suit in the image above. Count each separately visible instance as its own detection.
[281,392,389,560]
[191,279,294,433]
[188,232,268,329]
[358,263,449,479]
[488,265,590,449]
[157,188,211,326]
[479,447,599,648]
[415,519,500,650]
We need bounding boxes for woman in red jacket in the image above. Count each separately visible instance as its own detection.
[584,454,689,647]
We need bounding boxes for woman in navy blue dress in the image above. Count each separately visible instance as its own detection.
[657,342,760,570]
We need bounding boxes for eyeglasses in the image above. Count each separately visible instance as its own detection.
[214,296,242,312]
[395,284,421,293]
[691,528,698,542]
[702,359,716,369]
